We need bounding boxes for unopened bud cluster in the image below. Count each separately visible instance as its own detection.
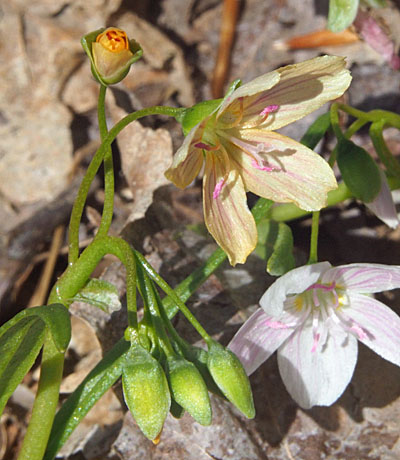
[122,330,255,442]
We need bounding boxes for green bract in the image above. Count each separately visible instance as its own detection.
[122,344,170,441]
[81,27,143,86]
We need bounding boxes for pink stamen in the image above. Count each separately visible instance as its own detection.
[259,104,279,117]
[311,333,320,353]
[251,159,277,172]
[213,178,226,199]
[264,319,290,329]
[350,324,368,341]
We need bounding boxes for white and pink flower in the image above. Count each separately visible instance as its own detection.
[229,262,400,408]
[166,56,352,265]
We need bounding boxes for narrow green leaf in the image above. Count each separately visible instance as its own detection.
[336,138,381,203]
[35,304,71,353]
[0,304,70,353]
[300,112,331,150]
[0,318,45,415]
[255,220,295,276]
[44,338,130,460]
[72,279,121,313]
[327,0,359,32]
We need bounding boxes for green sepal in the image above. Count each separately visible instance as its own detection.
[255,220,295,276]
[327,0,359,32]
[166,355,212,426]
[71,279,121,313]
[336,138,381,203]
[207,341,255,419]
[180,99,222,136]
[0,303,70,353]
[0,317,46,416]
[81,28,143,86]
[122,344,171,441]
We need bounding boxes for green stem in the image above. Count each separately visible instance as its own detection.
[96,84,115,239]
[68,105,185,264]
[134,250,213,345]
[17,335,64,460]
[337,104,400,129]
[370,120,400,180]
[136,266,174,357]
[330,103,345,140]
[307,211,320,264]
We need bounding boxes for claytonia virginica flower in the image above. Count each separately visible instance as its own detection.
[229,262,400,408]
[165,56,351,265]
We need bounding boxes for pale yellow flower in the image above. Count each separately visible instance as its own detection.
[166,56,352,265]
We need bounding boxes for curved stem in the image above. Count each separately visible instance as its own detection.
[68,105,184,264]
[19,236,137,460]
[96,84,115,239]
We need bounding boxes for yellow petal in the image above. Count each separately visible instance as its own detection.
[203,147,257,265]
[165,122,205,189]
[216,71,280,127]
[238,55,352,130]
[222,128,337,211]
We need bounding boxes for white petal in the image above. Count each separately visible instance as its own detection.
[321,263,400,293]
[228,308,296,375]
[366,170,399,229]
[278,322,358,408]
[260,262,331,316]
[345,293,400,367]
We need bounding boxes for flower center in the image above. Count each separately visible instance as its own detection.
[291,281,368,352]
[96,28,129,53]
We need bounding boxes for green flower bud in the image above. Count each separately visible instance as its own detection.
[207,342,255,419]
[166,355,212,426]
[122,344,171,441]
[182,345,226,399]
[81,27,142,86]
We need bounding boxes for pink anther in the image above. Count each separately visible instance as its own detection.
[251,159,276,172]
[213,178,226,199]
[195,142,212,151]
[259,105,279,117]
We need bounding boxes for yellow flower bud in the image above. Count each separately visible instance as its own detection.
[81,27,142,86]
